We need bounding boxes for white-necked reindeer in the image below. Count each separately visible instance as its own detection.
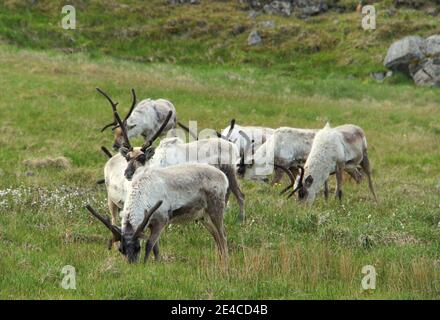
[86,163,229,264]
[117,113,246,221]
[96,88,177,150]
[99,110,172,225]
[294,123,378,204]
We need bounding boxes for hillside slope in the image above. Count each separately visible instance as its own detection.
[1,0,440,78]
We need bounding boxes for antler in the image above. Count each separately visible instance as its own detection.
[101,146,113,159]
[123,89,137,124]
[97,88,137,132]
[134,200,163,239]
[274,164,296,195]
[141,111,173,152]
[177,122,198,140]
[85,205,122,245]
[286,165,305,198]
[225,119,236,139]
[238,130,254,164]
[96,88,119,132]
[114,111,132,150]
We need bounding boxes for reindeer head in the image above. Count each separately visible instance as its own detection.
[236,130,264,180]
[86,201,162,263]
[277,166,309,201]
[122,147,156,181]
[280,166,316,203]
[96,88,137,150]
[112,108,173,181]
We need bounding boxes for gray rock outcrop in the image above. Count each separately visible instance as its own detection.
[384,35,440,86]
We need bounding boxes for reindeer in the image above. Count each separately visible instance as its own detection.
[98,109,172,225]
[96,88,177,150]
[180,119,282,184]
[293,123,378,204]
[238,126,367,199]
[220,120,274,152]
[86,163,229,264]
[116,112,246,222]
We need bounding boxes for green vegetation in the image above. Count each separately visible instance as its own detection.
[0,0,439,299]
[1,0,440,78]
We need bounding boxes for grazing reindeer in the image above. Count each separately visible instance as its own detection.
[294,123,378,204]
[96,88,177,150]
[116,112,246,221]
[99,110,170,225]
[237,127,317,186]
[86,163,229,264]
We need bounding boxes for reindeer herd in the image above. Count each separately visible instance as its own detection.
[86,88,378,265]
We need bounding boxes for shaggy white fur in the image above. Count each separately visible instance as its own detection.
[125,98,177,140]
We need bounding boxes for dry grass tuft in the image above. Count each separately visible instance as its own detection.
[23,156,71,169]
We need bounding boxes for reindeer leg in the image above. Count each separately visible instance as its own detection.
[205,199,228,264]
[108,199,119,227]
[324,180,329,200]
[225,189,231,206]
[360,151,378,203]
[223,166,245,222]
[144,220,165,263]
[153,239,161,262]
[345,167,363,184]
[271,167,284,185]
[335,163,344,202]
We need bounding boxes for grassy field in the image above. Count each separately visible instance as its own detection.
[0,0,439,299]
[0,44,439,299]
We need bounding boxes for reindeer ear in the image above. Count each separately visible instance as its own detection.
[145,147,155,161]
[305,175,313,187]
[119,146,130,159]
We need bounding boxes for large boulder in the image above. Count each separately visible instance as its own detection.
[384,35,440,86]
[412,58,440,86]
[383,36,426,74]
[425,35,440,58]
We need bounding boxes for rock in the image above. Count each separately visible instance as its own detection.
[425,35,440,58]
[370,71,393,82]
[293,0,327,17]
[383,36,426,74]
[412,59,440,86]
[247,30,262,46]
[263,1,292,16]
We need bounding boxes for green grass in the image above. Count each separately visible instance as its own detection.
[0,0,439,299]
[1,0,440,78]
[0,44,439,299]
